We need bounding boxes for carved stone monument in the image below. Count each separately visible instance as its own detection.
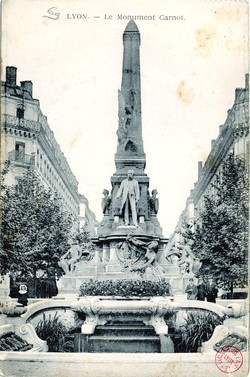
[97,21,164,239]
[59,21,181,295]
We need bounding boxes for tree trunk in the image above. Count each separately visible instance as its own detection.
[229,281,234,299]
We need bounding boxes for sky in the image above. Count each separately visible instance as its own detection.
[1,0,248,237]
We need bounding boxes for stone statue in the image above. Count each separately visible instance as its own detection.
[116,239,139,269]
[59,240,82,275]
[116,235,165,280]
[149,189,159,214]
[124,105,132,127]
[117,90,128,145]
[127,236,165,279]
[116,170,140,226]
[178,240,201,276]
[166,241,201,276]
[101,189,111,215]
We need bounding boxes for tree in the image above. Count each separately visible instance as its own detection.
[192,154,248,294]
[0,167,74,281]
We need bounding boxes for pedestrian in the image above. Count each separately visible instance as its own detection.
[46,266,58,298]
[197,277,206,301]
[185,278,198,300]
[9,276,19,298]
[17,284,28,306]
[206,277,218,303]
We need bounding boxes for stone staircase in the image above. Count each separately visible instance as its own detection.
[75,322,161,353]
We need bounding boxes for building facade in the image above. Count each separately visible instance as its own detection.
[167,74,249,259]
[1,66,97,229]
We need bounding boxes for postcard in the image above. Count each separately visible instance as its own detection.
[0,0,249,376]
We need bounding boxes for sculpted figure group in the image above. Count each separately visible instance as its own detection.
[166,240,201,276]
[59,238,94,275]
[59,239,82,275]
[116,234,165,280]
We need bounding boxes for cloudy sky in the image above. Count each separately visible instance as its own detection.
[2,0,248,237]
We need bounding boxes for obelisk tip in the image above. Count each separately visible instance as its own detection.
[124,20,139,32]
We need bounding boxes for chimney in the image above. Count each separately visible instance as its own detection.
[219,124,224,134]
[235,88,241,100]
[235,75,249,100]
[6,66,17,86]
[198,161,203,179]
[20,80,33,97]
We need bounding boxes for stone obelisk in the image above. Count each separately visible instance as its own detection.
[97,20,163,238]
[114,20,146,174]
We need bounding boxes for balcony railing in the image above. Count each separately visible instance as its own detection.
[8,150,35,165]
[4,114,40,132]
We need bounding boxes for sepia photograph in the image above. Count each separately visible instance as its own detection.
[0,0,249,376]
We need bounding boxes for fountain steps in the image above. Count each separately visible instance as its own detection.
[75,324,161,353]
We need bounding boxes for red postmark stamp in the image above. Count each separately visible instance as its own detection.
[215,346,243,373]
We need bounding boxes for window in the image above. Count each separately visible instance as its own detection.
[15,142,25,161]
[16,106,24,119]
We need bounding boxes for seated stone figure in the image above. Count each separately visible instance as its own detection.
[59,240,82,275]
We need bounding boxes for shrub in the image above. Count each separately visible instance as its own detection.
[175,309,223,352]
[79,279,171,297]
[35,312,68,352]
[213,332,247,352]
[0,332,32,351]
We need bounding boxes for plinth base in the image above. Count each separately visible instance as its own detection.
[58,262,183,296]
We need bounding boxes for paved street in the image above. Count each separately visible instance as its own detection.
[0,351,249,377]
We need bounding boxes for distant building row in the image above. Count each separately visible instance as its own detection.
[168,74,249,251]
[1,66,98,234]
